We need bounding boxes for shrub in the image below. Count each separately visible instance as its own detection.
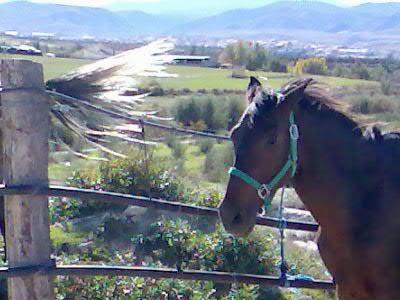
[65,148,187,217]
[51,121,75,147]
[332,65,349,78]
[291,57,328,75]
[50,226,85,249]
[166,135,187,159]
[174,95,245,131]
[55,220,285,299]
[133,220,278,274]
[268,59,288,73]
[204,143,234,182]
[144,80,165,96]
[219,41,287,73]
[381,75,392,95]
[350,63,371,80]
[197,139,215,154]
[150,86,164,96]
[380,70,400,95]
[227,97,245,130]
[350,95,398,114]
[176,98,202,126]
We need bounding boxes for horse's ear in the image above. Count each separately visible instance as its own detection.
[247,76,262,104]
[279,78,313,111]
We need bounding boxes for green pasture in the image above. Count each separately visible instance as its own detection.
[156,65,377,91]
[0,54,90,81]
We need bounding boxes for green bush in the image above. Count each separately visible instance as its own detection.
[50,226,85,249]
[174,95,245,131]
[176,98,202,126]
[204,143,234,182]
[268,59,288,73]
[197,139,215,154]
[166,135,187,159]
[291,57,328,76]
[219,41,287,73]
[133,220,277,274]
[350,63,371,80]
[381,75,392,95]
[49,197,81,223]
[145,80,165,96]
[55,219,285,299]
[350,95,398,114]
[65,148,187,217]
[227,96,245,130]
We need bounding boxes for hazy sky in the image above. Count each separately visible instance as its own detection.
[2,0,400,15]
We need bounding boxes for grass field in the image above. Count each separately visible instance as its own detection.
[0,54,90,81]
[155,65,377,91]
[0,54,375,89]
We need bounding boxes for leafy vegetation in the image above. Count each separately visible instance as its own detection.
[290,57,328,76]
[175,94,245,131]
[42,42,400,299]
[51,147,333,299]
[50,225,86,249]
[204,143,234,183]
[219,41,288,73]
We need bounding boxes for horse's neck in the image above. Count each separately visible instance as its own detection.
[292,108,373,230]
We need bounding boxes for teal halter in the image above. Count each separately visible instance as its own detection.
[228,111,299,209]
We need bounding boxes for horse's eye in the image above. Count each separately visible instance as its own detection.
[265,135,277,146]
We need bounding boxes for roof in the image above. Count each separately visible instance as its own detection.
[170,55,210,61]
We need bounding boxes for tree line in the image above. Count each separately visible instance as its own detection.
[219,41,400,95]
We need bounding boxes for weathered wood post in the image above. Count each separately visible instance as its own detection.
[0,60,54,300]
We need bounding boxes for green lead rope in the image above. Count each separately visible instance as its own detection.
[228,111,299,211]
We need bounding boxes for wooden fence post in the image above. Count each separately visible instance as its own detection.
[0,60,54,300]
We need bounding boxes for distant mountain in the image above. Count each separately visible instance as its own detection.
[117,11,191,35]
[0,1,187,38]
[177,1,400,36]
[0,1,132,38]
[2,1,400,41]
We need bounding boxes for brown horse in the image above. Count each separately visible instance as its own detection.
[219,77,400,300]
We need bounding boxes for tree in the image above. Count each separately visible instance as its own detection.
[332,65,348,78]
[202,99,216,130]
[350,63,370,80]
[246,43,267,71]
[176,99,202,126]
[227,98,245,130]
[291,57,328,75]
[382,54,400,74]
[234,41,248,66]
[269,59,287,73]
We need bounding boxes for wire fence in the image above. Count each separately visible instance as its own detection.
[47,90,231,141]
[1,63,334,299]
[0,184,331,289]
[5,88,331,291]
[0,185,319,232]
[0,264,335,289]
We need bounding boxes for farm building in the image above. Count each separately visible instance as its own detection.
[171,55,210,66]
[3,44,42,56]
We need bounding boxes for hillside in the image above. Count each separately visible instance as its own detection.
[2,1,400,41]
[177,1,400,36]
[0,1,132,38]
[117,11,190,35]
[0,1,187,38]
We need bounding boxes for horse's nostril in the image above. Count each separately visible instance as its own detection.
[258,207,265,215]
[232,213,242,225]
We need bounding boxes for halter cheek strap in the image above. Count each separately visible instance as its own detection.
[228,111,299,210]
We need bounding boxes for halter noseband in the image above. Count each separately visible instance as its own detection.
[228,111,299,210]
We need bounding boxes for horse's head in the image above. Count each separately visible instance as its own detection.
[219,76,312,236]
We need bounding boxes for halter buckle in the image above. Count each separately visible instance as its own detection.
[289,124,299,141]
[257,184,271,200]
